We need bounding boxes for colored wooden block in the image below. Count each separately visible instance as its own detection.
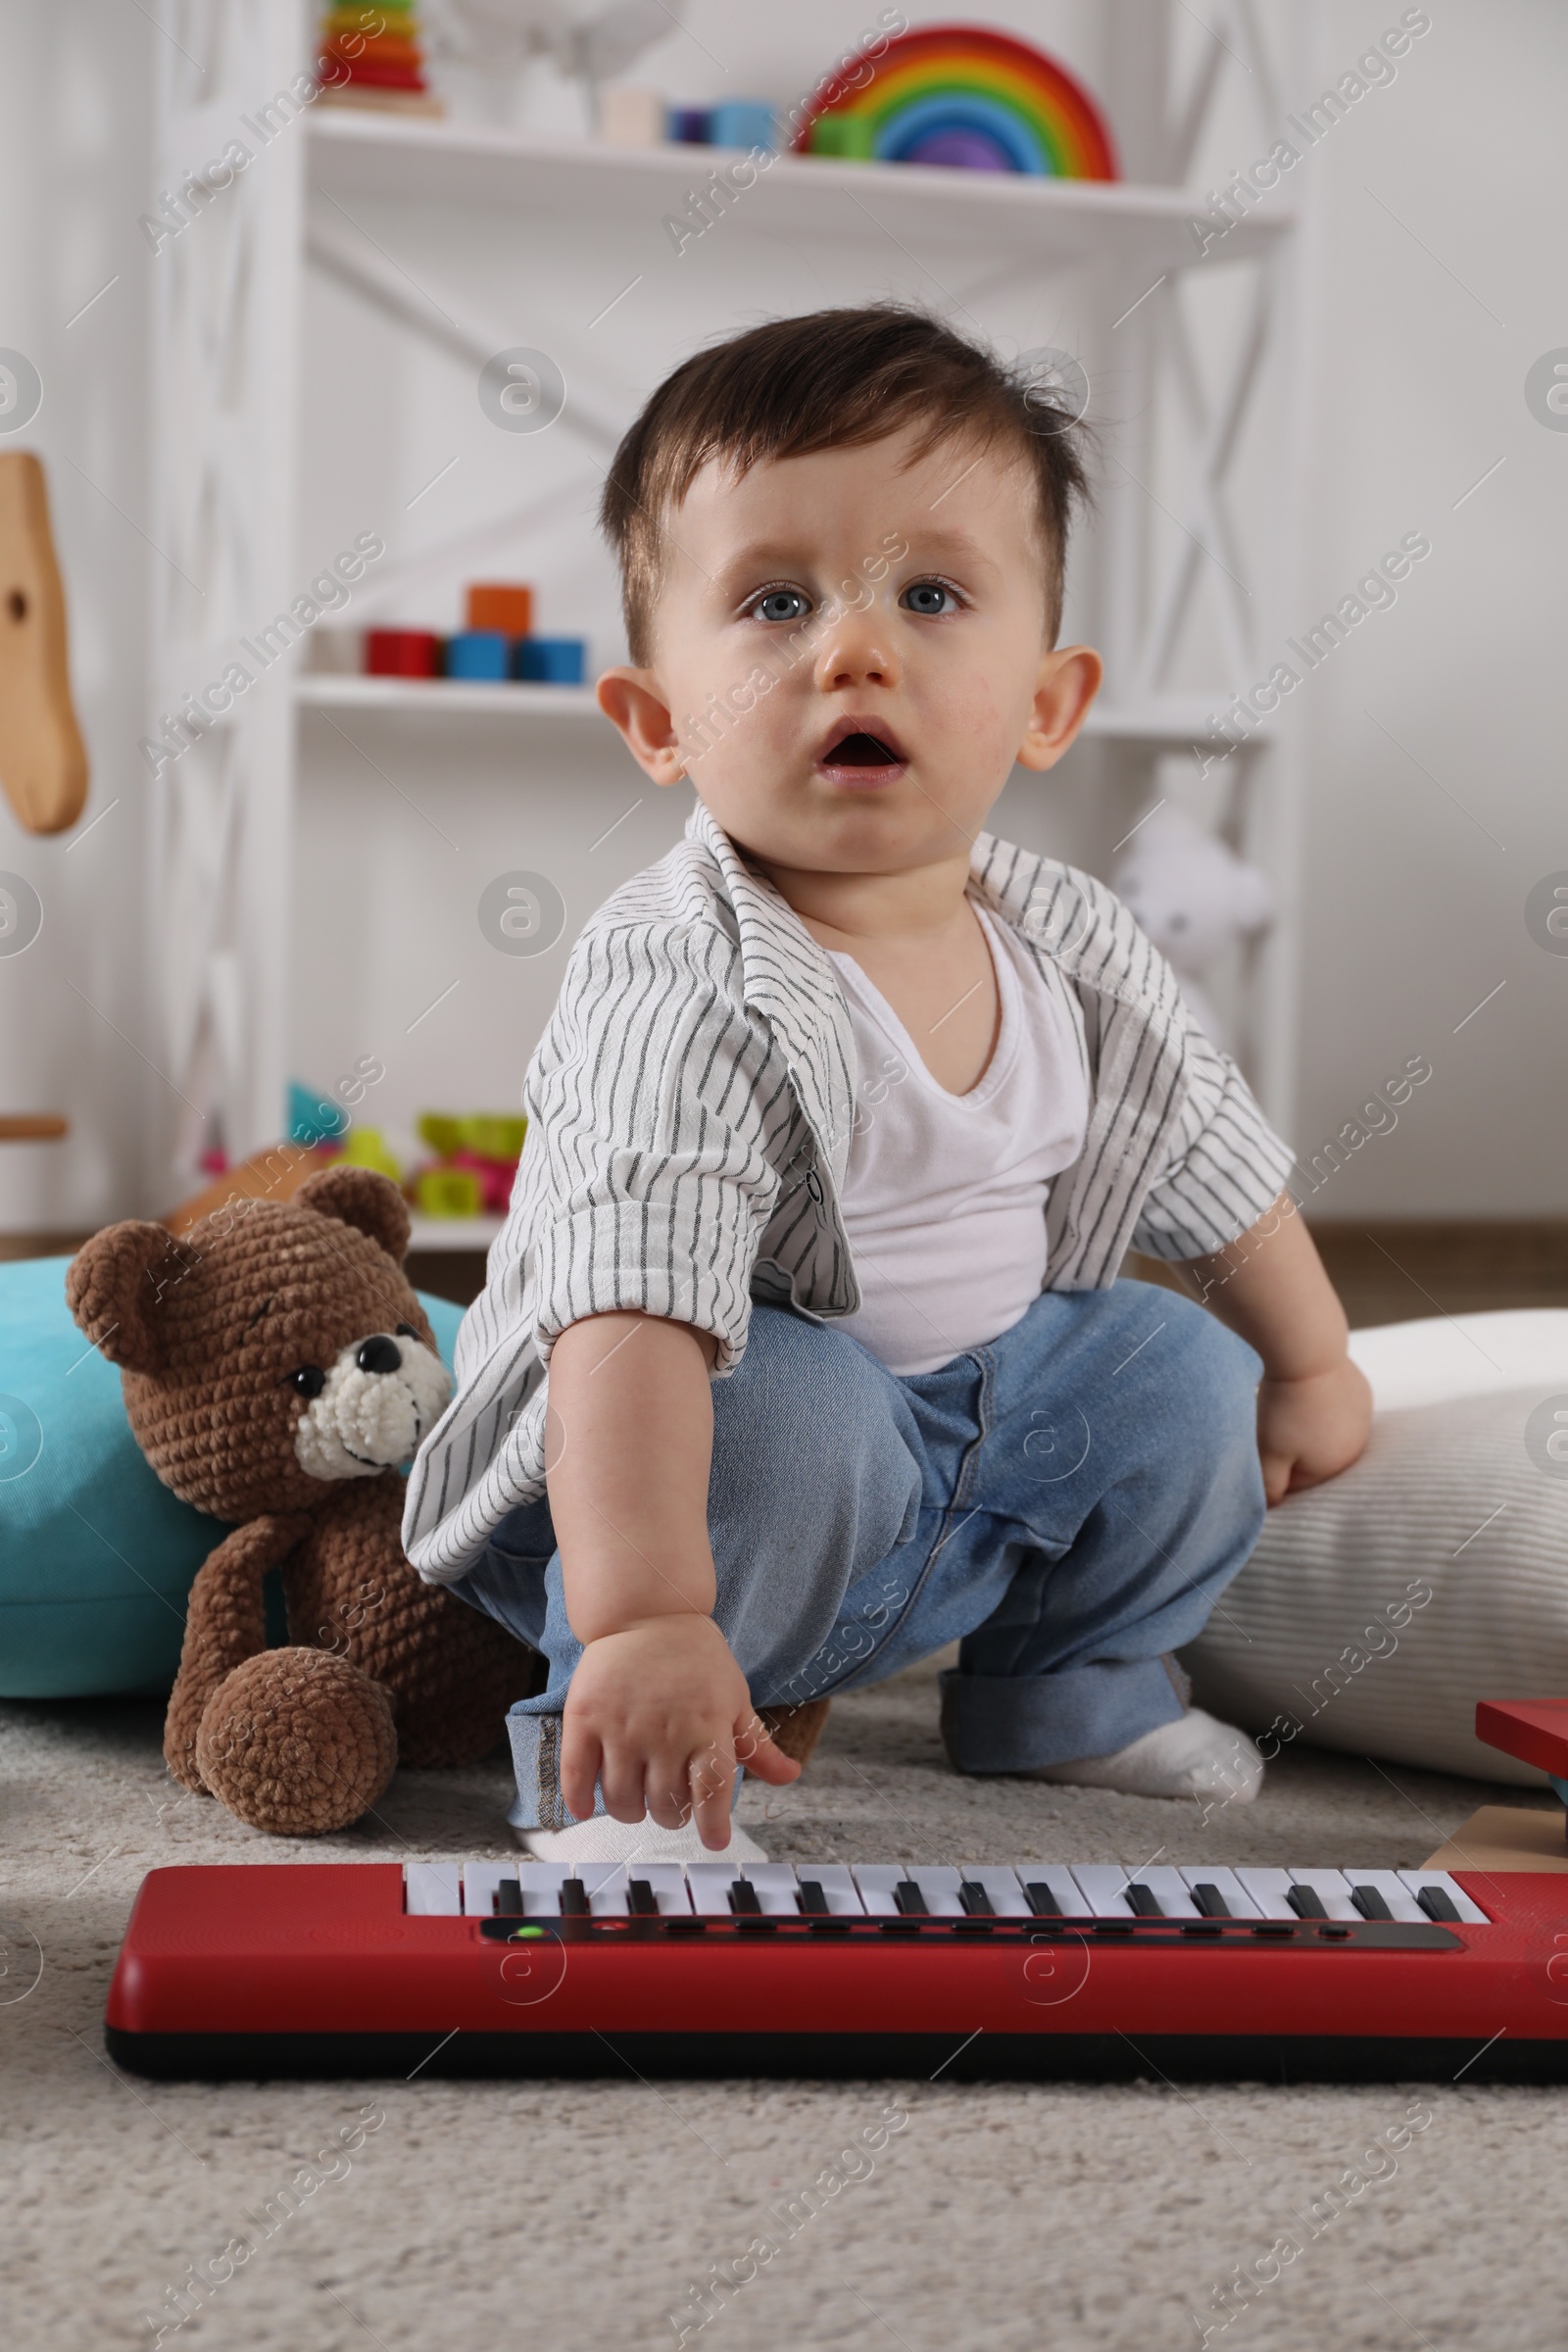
[444,629,510,681]
[415,1166,482,1219]
[710,101,778,151]
[600,86,666,147]
[366,628,441,677]
[466,582,534,637]
[513,636,585,685]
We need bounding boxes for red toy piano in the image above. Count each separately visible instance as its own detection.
[105,1701,1568,2083]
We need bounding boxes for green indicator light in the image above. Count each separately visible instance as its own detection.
[511,1926,544,1939]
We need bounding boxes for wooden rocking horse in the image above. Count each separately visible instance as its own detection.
[0,449,85,1148]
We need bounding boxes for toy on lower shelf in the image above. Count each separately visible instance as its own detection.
[411,1112,526,1220]
[366,628,442,678]
[444,629,511,682]
[513,637,584,684]
[359,582,586,689]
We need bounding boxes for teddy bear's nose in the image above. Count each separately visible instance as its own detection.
[355,1335,404,1376]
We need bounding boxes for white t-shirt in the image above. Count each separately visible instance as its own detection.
[826,902,1091,1376]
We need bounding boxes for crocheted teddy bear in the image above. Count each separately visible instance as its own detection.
[66,1164,541,1837]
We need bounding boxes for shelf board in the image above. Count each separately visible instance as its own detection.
[408,1214,503,1251]
[295,673,1258,749]
[297,673,600,718]
[306,113,1292,270]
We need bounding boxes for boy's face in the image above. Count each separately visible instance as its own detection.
[597,423,1102,880]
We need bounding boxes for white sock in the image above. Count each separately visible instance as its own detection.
[514,1814,767,1866]
[1029,1708,1263,1803]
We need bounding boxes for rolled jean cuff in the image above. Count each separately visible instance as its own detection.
[503,1708,746,1833]
[507,1710,580,1831]
[938,1656,1186,1776]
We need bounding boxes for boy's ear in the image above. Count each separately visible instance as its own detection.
[596,667,688,786]
[1015,644,1103,773]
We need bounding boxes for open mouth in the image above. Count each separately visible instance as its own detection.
[816,718,907,778]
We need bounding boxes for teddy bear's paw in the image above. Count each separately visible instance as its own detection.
[194,1647,397,1836]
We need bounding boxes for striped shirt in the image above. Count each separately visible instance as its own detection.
[403,799,1293,1584]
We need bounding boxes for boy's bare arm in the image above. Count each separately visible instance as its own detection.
[1176,1195,1372,1505]
[544,1311,798,1843]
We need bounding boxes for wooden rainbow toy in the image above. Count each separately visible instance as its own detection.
[795,24,1117,180]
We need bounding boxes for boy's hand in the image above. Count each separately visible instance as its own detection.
[560,1614,800,1848]
[1256,1356,1372,1505]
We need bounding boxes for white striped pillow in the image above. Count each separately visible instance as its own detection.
[1183,1314,1568,1785]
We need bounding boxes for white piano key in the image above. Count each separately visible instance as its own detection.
[1397,1869,1490,1925]
[588,1863,696,1918]
[1338,1868,1427,1924]
[890,1866,967,1916]
[1177,1867,1262,1920]
[1068,1865,1138,1918]
[1287,1869,1360,1922]
[626,1864,696,1917]
[514,1862,574,1917]
[1120,1866,1201,1920]
[507,1861,687,1919]
[404,1862,463,1916]
[1233,1869,1299,1920]
[738,1863,806,1917]
[790,1863,864,1917]
[850,1865,968,1917]
[1013,1864,1092,1918]
[956,1867,1033,1918]
[685,1862,753,1916]
[462,1861,517,1918]
[853,1865,926,1916]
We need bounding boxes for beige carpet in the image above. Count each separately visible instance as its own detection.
[4,1658,1564,2352]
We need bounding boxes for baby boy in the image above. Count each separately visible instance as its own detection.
[403,303,1372,1862]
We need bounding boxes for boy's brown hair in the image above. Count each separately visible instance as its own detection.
[600,303,1093,666]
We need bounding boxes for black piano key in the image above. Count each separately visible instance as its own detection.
[1415,1884,1462,1924]
[1125,1884,1165,1919]
[1349,1884,1394,1921]
[1190,1883,1232,1920]
[559,1877,590,1916]
[728,1878,762,1915]
[1286,1885,1328,1920]
[1024,1881,1063,1917]
[894,1880,930,1917]
[797,1879,830,1916]
[493,1878,523,1916]
[958,1882,996,1918]
[626,1878,660,1917]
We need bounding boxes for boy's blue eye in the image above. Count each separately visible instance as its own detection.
[901,580,957,616]
[751,588,810,623]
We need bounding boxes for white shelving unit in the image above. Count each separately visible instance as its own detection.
[147,0,1314,1199]
[295,672,1257,746]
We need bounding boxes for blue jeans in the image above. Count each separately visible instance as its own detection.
[451,1281,1265,1829]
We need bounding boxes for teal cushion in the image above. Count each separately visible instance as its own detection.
[0,1257,466,1699]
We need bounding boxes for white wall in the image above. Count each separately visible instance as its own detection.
[1280,0,1568,1216]
[0,0,154,1229]
[1,0,1563,1224]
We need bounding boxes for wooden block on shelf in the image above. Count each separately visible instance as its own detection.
[1421,1804,1568,1875]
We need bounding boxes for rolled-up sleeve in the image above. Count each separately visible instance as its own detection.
[521,917,782,1372]
[403,914,786,1582]
[1132,1003,1296,1261]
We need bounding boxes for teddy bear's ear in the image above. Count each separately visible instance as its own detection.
[295,1164,411,1264]
[65,1220,198,1373]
